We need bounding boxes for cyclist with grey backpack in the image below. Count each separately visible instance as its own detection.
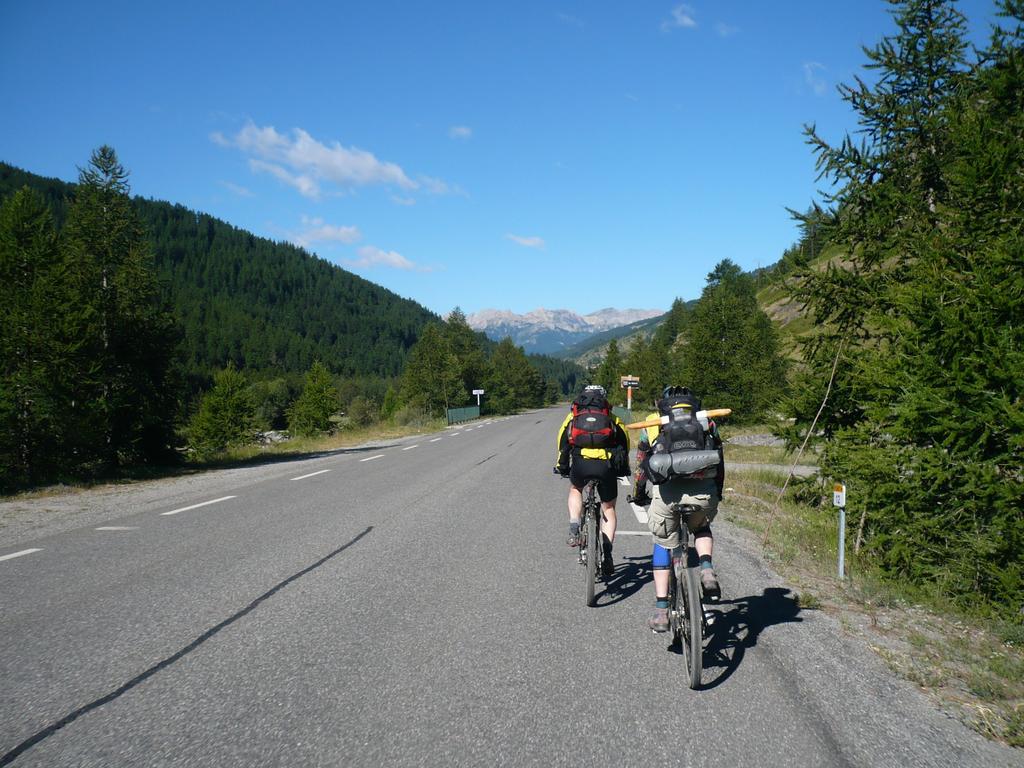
[554,385,631,577]
[642,386,725,632]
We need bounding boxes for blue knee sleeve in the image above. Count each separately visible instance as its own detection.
[652,542,671,570]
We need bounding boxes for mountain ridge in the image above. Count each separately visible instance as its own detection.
[467,307,663,354]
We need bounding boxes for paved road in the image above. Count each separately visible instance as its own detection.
[1,408,1019,767]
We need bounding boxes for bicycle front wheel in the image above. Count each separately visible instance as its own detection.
[681,562,703,688]
[584,508,598,606]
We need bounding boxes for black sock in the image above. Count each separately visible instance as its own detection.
[602,533,613,555]
[569,521,580,535]
[699,554,713,569]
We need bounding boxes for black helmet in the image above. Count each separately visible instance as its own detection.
[662,385,694,399]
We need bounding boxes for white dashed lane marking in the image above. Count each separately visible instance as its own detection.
[429,438,442,443]
[402,445,419,451]
[630,502,649,524]
[291,469,331,481]
[0,548,42,563]
[360,454,384,462]
[161,496,237,517]
[95,526,139,531]
[618,477,630,487]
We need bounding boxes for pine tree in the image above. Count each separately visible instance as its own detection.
[485,337,543,414]
[444,307,489,407]
[0,188,65,488]
[288,361,340,436]
[787,0,1023,612]
[62,146,182,468]
[400,323,461,416]
[679,259,787,420]
[188,363,256,459]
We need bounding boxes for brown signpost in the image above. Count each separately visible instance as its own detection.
[620,375,639,410]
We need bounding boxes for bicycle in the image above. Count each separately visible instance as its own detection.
[668,505,707,689]
[554,470,604,607]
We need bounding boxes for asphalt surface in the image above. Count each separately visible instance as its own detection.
[1,407,1020,767]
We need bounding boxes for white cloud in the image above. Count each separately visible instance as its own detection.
[662,4,697,31]
[803,62,828,96]
[219,180,254,197]
[214,121,428,197]
[249,159,320,199]
[448,125,473,139]
[291,216,361,248]
[715,22,738,37]
[344,245,432,272]
[506,234,545,249]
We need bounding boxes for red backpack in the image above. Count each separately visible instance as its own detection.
[568,391,615,449]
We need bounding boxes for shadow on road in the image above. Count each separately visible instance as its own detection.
[691,586,804,690]
[594,555,649,606]
[0,526,374,768]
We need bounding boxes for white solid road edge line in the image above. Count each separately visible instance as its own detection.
[161,495,237,516]
[360,454,385,462]
[291,469,331,481]
[0,548,42,562]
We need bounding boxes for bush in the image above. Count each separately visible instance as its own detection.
[347,396,378,428]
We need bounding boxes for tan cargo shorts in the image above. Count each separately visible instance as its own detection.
[646,476,719,549]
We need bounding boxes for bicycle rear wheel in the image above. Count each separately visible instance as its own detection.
[583,504,598,606]
[681,559,703,689]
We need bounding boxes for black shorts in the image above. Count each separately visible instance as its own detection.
[570,456,618,502]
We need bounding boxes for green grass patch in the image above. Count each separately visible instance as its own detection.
[722,463,1024,748]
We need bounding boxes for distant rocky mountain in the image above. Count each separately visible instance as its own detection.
[467,307,664,355]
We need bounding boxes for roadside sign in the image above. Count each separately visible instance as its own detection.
[833,483,846,508]
[472,389,484,395]
[619,376,639,388]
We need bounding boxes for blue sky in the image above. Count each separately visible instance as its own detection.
[0,1,1001,317]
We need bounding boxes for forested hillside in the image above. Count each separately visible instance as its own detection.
[0,156,583,489]
[0,163,438,382]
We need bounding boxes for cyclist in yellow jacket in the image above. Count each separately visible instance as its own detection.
[554,385,630,576]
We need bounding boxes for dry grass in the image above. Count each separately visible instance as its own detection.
[723,463,1024,748]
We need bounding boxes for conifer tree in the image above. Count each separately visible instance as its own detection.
[188,363,256,459]
[62,146,182,468]
[596,339,623,404]
[0,189,65,488]
[444,307,489,406]
[400,323,461,416]
[288,361,340,436]
[787,0,1023,612]
[485,337,544,414]
[679,259,786,420]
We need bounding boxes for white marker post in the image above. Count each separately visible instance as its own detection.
[472,388,484,407]
[833,482,847,579]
